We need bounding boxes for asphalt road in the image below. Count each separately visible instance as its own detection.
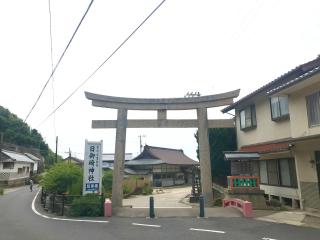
[0,186,320,240]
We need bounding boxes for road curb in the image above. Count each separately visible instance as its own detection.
[31,189,109,223]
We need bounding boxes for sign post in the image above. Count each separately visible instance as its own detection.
[83,140,103,195]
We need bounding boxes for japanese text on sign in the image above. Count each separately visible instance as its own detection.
[83,140,102,195]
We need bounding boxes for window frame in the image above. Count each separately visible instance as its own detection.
[269,96,290,121]
[239,105,257,131]
[259,158,297,188]
[2,162,14,169]
[306,91,320,127]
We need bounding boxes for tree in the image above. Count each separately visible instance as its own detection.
[195,128,237,179]
[41,163,83,194]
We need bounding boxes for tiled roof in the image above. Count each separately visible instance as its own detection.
[267,66,320,95]
[24,153,41,161]
[133,145,199,166]
[222,56,320,113]
[1,150,35,163]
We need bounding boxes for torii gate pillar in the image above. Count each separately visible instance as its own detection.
[112,108,127,208]
[197,108,213,206]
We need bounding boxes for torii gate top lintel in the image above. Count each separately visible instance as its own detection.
[85,89,240,110]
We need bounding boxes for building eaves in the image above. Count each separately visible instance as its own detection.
[267,66,320,95]
[222,56,320,113]
[125,159,164,166]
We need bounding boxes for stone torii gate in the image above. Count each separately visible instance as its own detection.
[85,89,239,207]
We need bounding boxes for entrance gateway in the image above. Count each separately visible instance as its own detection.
[85,89,240,207]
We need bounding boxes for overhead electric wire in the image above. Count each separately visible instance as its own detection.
[37,0,167,127]
[48,0,57,137]
[24,0,95,123]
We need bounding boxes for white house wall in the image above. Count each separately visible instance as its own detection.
[289,81,320,138]
[0,162,32,184]
[236,98,291,148]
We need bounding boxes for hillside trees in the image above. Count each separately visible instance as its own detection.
[0,105,59,167]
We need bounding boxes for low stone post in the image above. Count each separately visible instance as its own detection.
[149,196,155,218]
[199,195,205,217]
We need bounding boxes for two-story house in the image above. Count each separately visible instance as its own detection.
[222,56,320,211]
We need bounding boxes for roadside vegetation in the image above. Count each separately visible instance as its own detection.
[0,187,3,195]
[68,194,103,217]
[41,162,83,195]
[41,164,153,217]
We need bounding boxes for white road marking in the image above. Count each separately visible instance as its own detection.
[262,238,278,240]
[133,207,192,209]
[189,228,225,234]
[31,189,109,223]
[132,223,161,228]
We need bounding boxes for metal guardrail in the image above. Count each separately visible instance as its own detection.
[40,189,104,216]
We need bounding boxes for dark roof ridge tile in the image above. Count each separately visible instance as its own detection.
[222,56,320,113]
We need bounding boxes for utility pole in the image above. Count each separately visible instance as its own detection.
[0,132,3,161]
[138,134,146,153]
[55,136,58,164]
[68,148,71,164]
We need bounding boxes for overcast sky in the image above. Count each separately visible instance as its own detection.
[1,0,320,160]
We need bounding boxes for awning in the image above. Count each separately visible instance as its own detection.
[224,151,260,161]
[240,142,290,153]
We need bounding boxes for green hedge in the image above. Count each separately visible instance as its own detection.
[68,194,103,217]
[0,187,3,195]
[41,163,83,195]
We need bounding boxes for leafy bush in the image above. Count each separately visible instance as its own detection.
[102,170,135,197]
[41,163,83,194]
[68,194,103,217]
[31,174,43,184]
[0,187,3,195]
[123,185,133,197]
[142,185,153,195]
[102,170,113,196]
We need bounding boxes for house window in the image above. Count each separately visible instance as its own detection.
[259,161,268,184]
[306,91,320,127]
[267,160,279,185]
[259,159,297,187]
[270,96,289,120]
[279,159,297,187]
[3,162,14,169]
[240,105,257,130]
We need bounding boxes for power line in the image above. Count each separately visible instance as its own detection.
[37,0,167,127]
[24,0,95,123]
[48,0,57,137]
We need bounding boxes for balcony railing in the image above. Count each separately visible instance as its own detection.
[227,176,260,190]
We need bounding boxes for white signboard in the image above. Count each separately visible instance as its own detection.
[83,140,103,195]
